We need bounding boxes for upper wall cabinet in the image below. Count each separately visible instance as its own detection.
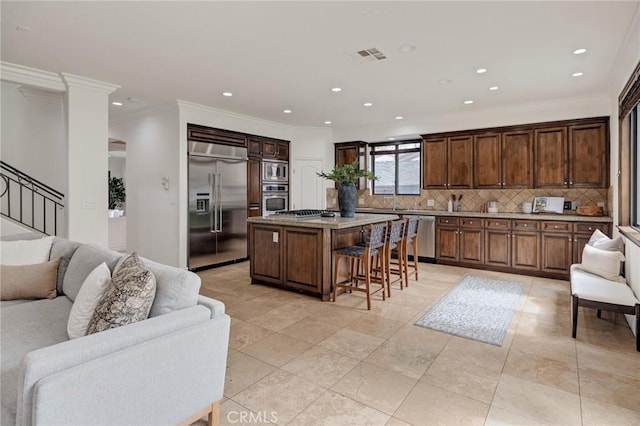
[249,137,290,161]
[423,116,608,190]
[187,124,247,147]
[423,136,473,189]
[335,141,368,189]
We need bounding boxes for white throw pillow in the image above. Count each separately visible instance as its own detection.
[578,244,626,283]
[588,229,624,253]
[67,262,112,339]
[0,236,54,265]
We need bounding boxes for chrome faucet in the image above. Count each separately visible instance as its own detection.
[384,192,397,210]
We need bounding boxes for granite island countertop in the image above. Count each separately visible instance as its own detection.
[351,208,613,223]
[247,213,399,229]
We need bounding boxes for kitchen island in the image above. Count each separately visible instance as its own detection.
[247,213,397,300]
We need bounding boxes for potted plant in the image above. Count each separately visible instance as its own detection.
[317,160,377,217]
[108,177,126,217]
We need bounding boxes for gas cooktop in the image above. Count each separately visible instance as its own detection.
[275,209,328,217]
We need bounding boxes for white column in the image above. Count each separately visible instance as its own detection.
[61,73,119,246]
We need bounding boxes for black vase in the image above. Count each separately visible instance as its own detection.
[338,182,357,217]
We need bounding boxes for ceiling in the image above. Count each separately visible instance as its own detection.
[2,1,638,134]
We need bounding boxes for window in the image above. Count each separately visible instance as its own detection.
[632,105,640,229]
[370,141,421,195]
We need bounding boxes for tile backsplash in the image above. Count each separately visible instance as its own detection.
[326,187,611,215]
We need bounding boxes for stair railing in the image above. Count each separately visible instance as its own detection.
[0,161,65,236]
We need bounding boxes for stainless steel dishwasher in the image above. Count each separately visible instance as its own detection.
[416,216,436,262]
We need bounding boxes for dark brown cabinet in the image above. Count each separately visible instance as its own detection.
[572,222,611,264]
[187,124,247,146]
[248,138,262,157]
[435,217,482,263]
[484,220,511,268]
[250,225,282,283]
[283,227,323,293]
[335,141,368,189]
[423,116,607,190]
[569,122,608,188]
[248,158,261,206]
[263,139,289,161]
[423,136,473,189]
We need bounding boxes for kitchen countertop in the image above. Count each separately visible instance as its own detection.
[247,213,399,229]
[352,208,613,223]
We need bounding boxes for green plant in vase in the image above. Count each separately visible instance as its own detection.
[317,161,377,217]
[108,177,126,215]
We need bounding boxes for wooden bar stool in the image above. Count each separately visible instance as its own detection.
[332,222,387,310]
[385,218,407,297]
[403,216,420,287]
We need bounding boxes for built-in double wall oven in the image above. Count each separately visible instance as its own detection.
[262,182,288,216]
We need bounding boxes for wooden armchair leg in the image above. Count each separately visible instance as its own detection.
[571,295,578,339]
[179,400,221,426]
[597,309,602,318]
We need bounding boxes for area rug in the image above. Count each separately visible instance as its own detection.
[415,275,523,346]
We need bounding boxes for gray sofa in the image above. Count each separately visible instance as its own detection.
[1,235,230,425]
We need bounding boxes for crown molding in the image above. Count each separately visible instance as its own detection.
[176,99,290,130]
[61,73,120,94]
[18,86,64,105]
[0,62,65,91]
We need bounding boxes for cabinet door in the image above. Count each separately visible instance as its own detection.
[336,144,361,189]
[541,232,572,275]
[573,234,591,264]
[511,231,540,271]
[247,158,261,205]
[474,133,501,188]
[250,225,282,282]
[423,138,448,188]
[448,135,474,188]
[459,228,484,264]
[283,227,322,292]
[262,140,278,158]
[248,138,262,157]
[502,130,533,188]
[534,127,567,188]
[436,226,458,261]
[277,142,289,161]
[485,230,511,267]
[569,122,607,188]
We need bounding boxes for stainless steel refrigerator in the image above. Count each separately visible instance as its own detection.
[188,141,248,270]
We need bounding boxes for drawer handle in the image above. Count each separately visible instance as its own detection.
[524,224,527,227]
[554,225,558,229]
[495,222,499,226]
[588,227,592,231]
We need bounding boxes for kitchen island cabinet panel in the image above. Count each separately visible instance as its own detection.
[283,227,323,292]
[250,225,282,283]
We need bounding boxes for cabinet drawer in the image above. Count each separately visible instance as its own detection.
[541,221,571,233]
[573,222,610,235]
[485,219,510,230]
[461,218,483,228]
[512,220,539,231]
[437,217,459,226]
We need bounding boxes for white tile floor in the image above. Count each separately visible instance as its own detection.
[197,262,639,426]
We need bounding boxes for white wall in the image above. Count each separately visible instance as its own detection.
[290,127,334,210]
[0,81,66,193]
[109,103,180,266]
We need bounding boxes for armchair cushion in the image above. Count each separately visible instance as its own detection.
[577,244,625,283]
[67,262,111,339]
[570,265,638,306]
[0,258,61,300]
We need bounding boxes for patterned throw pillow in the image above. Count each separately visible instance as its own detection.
[86,252,156,334]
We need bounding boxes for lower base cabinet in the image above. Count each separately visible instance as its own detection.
[437,217,609,279]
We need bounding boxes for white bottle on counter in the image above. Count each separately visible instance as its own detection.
[447,199,453,212]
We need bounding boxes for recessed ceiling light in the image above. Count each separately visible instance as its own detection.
[283,109,292,114]
[388,137,395,141]
[331,87,342,92]
[572,72,584,77]
[573,48,587,55]
[363,102,373,107]
[476,68,487,74]
[222,92,233,97]
[464,100,474,104]
[112,102,123,106]
[489,86,499,91]
[399,44,416,53]
[395,116,404,120]
[324,121,332,125]
[439,79,452,84]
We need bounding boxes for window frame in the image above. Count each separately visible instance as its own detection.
[369,140,421,196]
[632,105,639,229]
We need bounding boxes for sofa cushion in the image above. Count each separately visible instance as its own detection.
[578,244,626,283]
[0,297,73,425]
[86,253,156,334]
[588,229,625,253]
[50,237,81,294]
[67,262,111,339]
[63,245,122,301]
[0,235,54,265]
[142,257,201,317]
[571,265,639,306]
[0,258,61,300]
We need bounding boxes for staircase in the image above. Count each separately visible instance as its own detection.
[0,161,65,236]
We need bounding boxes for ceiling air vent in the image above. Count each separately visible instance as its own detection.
[357,48,387,61]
